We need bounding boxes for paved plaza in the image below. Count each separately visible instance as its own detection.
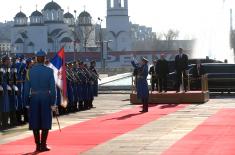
[0,94,235,155]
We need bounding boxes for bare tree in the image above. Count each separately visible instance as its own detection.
[163,29,179,40]
[77,25,95,52]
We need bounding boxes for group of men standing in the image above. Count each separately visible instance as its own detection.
[132,48,189,113]
[0,54,33,130]
[149,48,189,93]
[0,50,99,152]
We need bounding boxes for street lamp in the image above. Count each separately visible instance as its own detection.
[98,17,104,71]
[73,10,77,61]
[102,40,113,71]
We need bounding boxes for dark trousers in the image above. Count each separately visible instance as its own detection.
[176,70,188,91]
[9,111,17,126]
[33,129,49,151]
[0,112,9,128]
[141,97,148,112]
[151,78,158,91]
[159,75,167,92]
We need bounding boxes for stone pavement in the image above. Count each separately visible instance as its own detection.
[1,94,235,155]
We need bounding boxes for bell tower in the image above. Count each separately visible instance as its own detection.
[106,0,131,51]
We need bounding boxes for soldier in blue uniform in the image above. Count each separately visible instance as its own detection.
[15,54,26,124]
[77,61,86,111]
[0,56,11,129]
[131,57,149,112]
[89,60,99,99]
[24,50,56,152]
[8,58,18,127]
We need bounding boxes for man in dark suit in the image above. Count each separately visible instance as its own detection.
[148,59,158,92]
[156,54,169,92]
[175,48,188,92]
[191,60,205,90]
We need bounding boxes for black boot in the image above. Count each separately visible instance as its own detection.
[41,130,50,152]
[33,130,40,152]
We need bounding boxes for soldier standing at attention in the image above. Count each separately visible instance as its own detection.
[0,56,11,129]
[131,57,149,112]
[24,50,56,152]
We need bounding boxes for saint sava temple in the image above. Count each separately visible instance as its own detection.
[11,0,157,54]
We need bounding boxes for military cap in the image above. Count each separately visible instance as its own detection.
[2,55,10,62]
[142,57,149,63]
[90,60,96,64]
[36,50,46,57]
[26,58,32,63]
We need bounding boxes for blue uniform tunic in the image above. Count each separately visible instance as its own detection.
[24,64,56,130]
[0,65,10,113]
[131,61,149,99]
[15,62,26,110]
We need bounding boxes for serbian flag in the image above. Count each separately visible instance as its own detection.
[48,47,67,108]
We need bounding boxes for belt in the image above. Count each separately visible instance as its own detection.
[137,75,143,79]
[31,90,50,95]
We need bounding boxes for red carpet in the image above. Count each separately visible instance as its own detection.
[0,104,187,155]
[162,109,235,155]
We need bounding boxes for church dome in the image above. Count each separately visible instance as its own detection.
[15,11,27,18]
[64,12,74,18]
[31,10,43,17]
[79,11,91,18]
[43,1,61,10]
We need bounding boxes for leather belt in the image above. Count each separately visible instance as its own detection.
[31,90,50,95]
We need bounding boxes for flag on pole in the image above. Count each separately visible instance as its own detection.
[48,47,67,107]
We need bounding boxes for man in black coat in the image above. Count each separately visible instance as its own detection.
[175,48,188,92]
[148,59,158,91]
[156,54,169,92]
[191,60,205,90]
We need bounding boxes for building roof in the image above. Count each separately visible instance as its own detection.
[64,12,74,18]
[15,11,27,18]
[31,10,43,17]
[28,42,34,46]
[60,37,72,43]
[43,1,61,10]
[15,38,24,43]
[79,11,91,18]
[48,37,53,43]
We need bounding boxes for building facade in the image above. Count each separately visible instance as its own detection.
[106,0,132,51]
[11,1,97,53]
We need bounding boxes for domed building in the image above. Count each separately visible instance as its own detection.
[11,0,98,53]
[77,10,97,52]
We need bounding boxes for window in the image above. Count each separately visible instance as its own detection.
[110,0,114,8]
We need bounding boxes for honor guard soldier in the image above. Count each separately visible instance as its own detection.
[77,61,86,111]
[15,54,26,124]
[0,56,11,129]
[22,58,33,123]
[89,60,99,108]
[8,57,18,127]
[131,57,149,112]
[66,62,75,113]
[24,50,56,152]
[84,64,94,109]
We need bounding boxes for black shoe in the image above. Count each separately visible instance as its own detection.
[40,144,50,152]
[139,110,148,113]
[35,144,41,152]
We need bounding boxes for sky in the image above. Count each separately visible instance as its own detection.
[1,0,235,39]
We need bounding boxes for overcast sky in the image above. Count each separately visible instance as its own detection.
[0,0,235,39]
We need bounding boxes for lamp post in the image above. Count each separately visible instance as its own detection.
[73,10,77,61]
[102,40,113,72]
[98,17,104,71]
